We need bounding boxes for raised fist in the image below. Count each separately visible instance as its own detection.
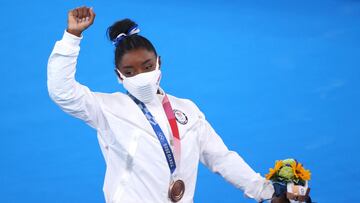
[67,6,96,37]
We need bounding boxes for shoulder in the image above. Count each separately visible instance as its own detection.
[167,94,205,120]
[93,91,131,106]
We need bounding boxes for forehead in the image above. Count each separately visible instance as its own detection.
[120,49,156,67]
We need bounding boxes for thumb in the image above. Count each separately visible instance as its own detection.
[68,9,77,21]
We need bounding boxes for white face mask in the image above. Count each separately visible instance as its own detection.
[116,57,161,103]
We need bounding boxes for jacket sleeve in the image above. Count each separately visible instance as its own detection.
[198,116,274,202]
[47,31,108,131]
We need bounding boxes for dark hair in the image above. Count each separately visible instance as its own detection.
[107,18,157,68]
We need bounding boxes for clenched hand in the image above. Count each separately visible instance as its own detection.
[67,6,96,37]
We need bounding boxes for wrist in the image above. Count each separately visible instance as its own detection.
[66,29,82,37]
[62,30,83,47]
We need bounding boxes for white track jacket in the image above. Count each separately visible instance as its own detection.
[47,31,274,203]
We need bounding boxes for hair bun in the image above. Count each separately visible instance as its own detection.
[107,18,138,41]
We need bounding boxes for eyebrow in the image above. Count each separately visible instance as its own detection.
[141,59,152,65]
[122,58,153,69]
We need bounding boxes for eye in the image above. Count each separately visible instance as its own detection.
[123,70,134,77]
[144,64,154,71]
[125,71,133,76]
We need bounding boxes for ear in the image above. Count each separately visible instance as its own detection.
[158,56,162,70]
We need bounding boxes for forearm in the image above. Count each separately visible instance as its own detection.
[47,31,106,130]
[204,147,273,201]
[47,31,82,100]
[199,120,274,202]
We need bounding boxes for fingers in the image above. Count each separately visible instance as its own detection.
[69,6,93,23]
[84,8,90,21]
[77,7,84,20]
[68,9,77,19]
[89,7,96,24]
[77,7,86,22]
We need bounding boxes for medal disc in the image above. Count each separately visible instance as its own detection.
[168,179,185,202]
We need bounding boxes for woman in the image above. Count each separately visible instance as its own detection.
[48,6,289,203]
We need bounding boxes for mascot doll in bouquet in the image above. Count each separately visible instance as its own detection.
[266,159,313,203]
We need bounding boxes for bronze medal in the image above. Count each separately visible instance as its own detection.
[168,179,185,202]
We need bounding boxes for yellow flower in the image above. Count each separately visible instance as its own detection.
[292,162,311,181]
[265,160,283,180]
[290,162,299,179]
[266,159,311,182]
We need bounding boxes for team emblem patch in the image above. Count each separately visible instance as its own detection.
[173,109,188,125]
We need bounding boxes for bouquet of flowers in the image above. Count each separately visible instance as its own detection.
[265,158,312,203]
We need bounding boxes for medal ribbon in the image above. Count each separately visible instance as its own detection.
[129,93,181,174]
[162,95,181,167]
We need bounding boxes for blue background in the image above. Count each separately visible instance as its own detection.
[0,0,359,202]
